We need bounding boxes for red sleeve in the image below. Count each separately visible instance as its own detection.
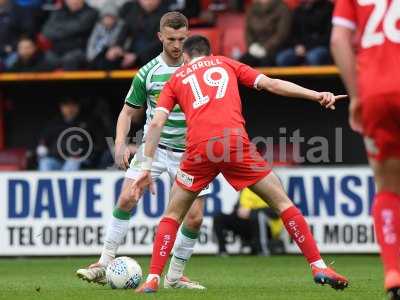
[332,0,357,30]
[157,80,177,114]
[220,56,262,89]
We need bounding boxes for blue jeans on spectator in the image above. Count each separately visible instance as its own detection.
[276,46,330,66]
[38,156,82,171]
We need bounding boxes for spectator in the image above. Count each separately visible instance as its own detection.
[240,0,291,67]
[86,0,128,10]
[86,3,126,70]
[106,0,167,69]
[276,0,333,66]
[213,188,284,256]
[166,0,201,19]
[12,0,44,36]
[0,0,17,70]
[7,36,55,72]
[41,0,98,70]
[37,97,97,171]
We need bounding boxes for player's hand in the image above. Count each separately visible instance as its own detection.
[131,170,155,200]
[349,97,363,134]
[114,142,131,170]
[317,92,347,110]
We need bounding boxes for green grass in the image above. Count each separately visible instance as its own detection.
[0,255,385,300]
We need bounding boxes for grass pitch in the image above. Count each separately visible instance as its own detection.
[0,255,385,300]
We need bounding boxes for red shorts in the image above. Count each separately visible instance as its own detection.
[176,135,270,192]
[361,93,400,161]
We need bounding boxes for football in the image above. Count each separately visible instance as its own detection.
[106,257,142,289]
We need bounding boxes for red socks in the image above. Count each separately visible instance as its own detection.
[281,206,322,264]
[149,217,180,275]
[372,192,400,275]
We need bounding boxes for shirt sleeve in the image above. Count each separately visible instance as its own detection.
[124,73,147,108]
[222,56,263,89]
[156,80,177,114]
[332,0,357,31]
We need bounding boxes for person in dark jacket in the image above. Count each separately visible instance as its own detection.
[86,2,126,70]
[37,97,107,171]
[41,0,98,70]
[276,0,333,66]
[0,0,18,70]
[105,0,167,68]
[240,0,291,67]
[7,36,55,72]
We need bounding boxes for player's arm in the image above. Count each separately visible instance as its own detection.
[131,80,177,199]
[115,74,146,169]
[256,75,346,109]
[330,25,361,132]
[330,27,357,99]
[225,56,345,109]
[115,104,145,169]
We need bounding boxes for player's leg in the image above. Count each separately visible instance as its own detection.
[164,149,208,289]
[359,94,400,299]
[76,177,139,284]
[248,172,348,289]
[222,136,347,289]
[369,158,400,298]
[136,183,200,293]
[165,196,206,289]
[76,145,164,284]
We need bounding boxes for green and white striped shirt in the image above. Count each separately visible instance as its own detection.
[125,54,186,150]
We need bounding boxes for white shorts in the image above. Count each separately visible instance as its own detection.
[126,144,211,197]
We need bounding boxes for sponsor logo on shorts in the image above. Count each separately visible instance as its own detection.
[177,169,194,187]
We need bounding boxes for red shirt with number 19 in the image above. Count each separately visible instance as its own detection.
[332,0,400,100]
[156,55,262,149]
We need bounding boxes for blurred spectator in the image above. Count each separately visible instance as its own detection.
[166,0,201,19]
[86,0,129,10]
[13,0,44,36]
[41,0,98,70]
[276,0,333,66]
[7,36,55,72]
[0,0,17,70]
[37,97,107,171]
[213,188,284,256]
[240,0,291,67]
[86,3,126,70]
[106,0,167,69]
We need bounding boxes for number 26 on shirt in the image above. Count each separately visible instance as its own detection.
[182,66,229,109]
[360,0,400,48]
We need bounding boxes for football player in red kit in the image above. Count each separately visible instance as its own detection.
[331,0,400,298]
[133,35,349,293]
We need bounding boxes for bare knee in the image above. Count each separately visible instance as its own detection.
[370,159,400,194]
[250,172,293,214]
[117,189,139,211]
[183,211,203,231]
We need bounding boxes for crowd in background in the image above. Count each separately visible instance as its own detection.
[0,0,334,72]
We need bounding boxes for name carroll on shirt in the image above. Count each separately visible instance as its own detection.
[175,58,223,78]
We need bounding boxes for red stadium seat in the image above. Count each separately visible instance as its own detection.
[190,28,222,55]
[0,148,27,171]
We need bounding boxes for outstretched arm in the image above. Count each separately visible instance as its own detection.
[256,74,347,110]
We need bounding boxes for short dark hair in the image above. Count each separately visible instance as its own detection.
[160,11,188,30]
[183,35,211,58]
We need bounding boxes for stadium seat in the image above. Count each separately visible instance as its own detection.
[218,13,246,58]
[0,148,28,171]
[190,28,222,55]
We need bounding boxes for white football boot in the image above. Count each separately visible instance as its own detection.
[163,275,206,290]
[76,262,107,285]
